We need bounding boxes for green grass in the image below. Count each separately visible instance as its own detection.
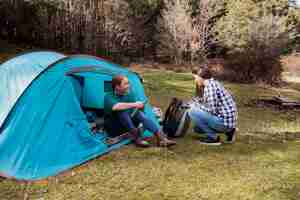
[1,56,300,199]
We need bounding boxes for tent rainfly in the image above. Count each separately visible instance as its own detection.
[0,51,157,180]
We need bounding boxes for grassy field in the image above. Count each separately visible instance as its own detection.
[1,48,300,199]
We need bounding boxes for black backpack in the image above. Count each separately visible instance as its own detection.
[162,98,191,138]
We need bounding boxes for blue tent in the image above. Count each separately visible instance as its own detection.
[0,51,157,180]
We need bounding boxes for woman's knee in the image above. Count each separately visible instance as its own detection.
[188,109,206,121]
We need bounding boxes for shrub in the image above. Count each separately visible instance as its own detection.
[214,0,296,84]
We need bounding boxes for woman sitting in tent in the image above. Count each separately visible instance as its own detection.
[104,75,176,147]
[189,66,238,145]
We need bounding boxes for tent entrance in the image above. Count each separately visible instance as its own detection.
[68,70,115,137]
[67,68,136,144]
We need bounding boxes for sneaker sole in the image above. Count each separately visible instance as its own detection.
[199,141,221,146]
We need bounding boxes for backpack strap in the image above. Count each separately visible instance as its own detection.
[162,98,178,127]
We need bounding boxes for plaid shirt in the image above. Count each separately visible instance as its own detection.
[191,78,237,128]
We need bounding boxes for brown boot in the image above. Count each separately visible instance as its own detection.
[129,128,150,148]
[155,131,176,147]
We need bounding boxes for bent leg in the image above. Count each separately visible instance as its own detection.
[132,111,160,134]
[116,111,150,147]
[188,108,217,139]
[189,107,232,139]
[193,126,206,134]
[133,111,176,146]
[206,116,232,133]
[117,111,137,131]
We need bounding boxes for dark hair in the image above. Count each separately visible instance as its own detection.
[195,84,204,97]
[112,75,125,90]
[192,65,212,79]
[192,65,212,97]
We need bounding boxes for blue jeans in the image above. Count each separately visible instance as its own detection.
[188,106,232,140]
[107,111,159,136]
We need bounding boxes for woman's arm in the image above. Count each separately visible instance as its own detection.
[197,82,219,115]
